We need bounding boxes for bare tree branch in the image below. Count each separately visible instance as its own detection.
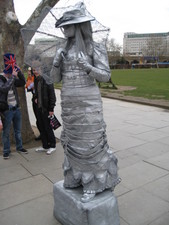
[21,0,60,47]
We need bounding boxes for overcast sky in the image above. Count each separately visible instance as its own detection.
[14,0,169,45]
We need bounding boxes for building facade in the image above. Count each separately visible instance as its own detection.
[123,32,169,58]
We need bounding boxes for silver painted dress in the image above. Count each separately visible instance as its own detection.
[51,42,120,193]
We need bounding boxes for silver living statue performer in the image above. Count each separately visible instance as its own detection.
[49,2,121,203]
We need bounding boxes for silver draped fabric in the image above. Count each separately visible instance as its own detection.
[20,0,120,194]
[51,42,120,193]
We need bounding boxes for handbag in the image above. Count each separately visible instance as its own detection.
[48,115,61,130]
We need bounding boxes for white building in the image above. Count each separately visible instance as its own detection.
[123,32,169,57]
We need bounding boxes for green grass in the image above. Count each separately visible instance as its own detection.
[108,68,169,100]
[54,68,169,100]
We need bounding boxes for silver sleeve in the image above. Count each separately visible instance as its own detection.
[49,65,62,83]
[88,42,111,82]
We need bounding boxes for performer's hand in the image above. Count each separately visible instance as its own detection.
[53,48,66,67]
[77,52,92,73]
[57,48,66,55]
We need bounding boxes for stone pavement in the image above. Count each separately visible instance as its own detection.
[0,89,169,225]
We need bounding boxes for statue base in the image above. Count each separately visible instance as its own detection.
[53,180,120,225]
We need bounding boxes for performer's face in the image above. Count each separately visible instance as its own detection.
[62,25,75,38]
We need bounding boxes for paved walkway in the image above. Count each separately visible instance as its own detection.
[0,89,169,225]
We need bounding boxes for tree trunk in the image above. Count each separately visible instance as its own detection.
[0,0,60,147]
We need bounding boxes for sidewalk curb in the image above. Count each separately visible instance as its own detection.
[101,93,169,110]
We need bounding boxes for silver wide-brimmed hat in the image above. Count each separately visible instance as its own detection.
[55,7,95,28]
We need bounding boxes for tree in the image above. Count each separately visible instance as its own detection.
[96,38,120,89]
[106,38,122,67]
[142,36,167,62]
[0,0,60,145]
[106,38,122,53]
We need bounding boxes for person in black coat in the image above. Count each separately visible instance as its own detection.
[33,67,56,155]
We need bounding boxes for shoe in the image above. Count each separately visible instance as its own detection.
[46,147,56,155]
[17,148,28,154]
[35,147,48,152]
[35,135,41,141]
[3,153,10,159]
[81,191,96,203]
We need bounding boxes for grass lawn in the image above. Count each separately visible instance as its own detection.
[54,68,169,101]
[101,68,169,100]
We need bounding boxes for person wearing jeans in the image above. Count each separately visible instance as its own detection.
[0,53,28,159]
[3,107,23,153]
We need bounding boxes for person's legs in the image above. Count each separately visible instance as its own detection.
[36,108,50,149]
[41,111,56,155]
[42,111,56,148]
[12,108,23,150]
[32,99,41,135]
[2,110,13,157]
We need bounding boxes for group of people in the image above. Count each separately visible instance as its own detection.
[0,53,57,160]
[0,2,120,203]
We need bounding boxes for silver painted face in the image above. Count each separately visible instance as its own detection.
[62,25,75,38]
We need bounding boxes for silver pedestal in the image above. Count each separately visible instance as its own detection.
[53,180,120,225]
